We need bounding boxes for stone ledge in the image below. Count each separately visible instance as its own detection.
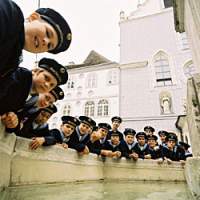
[0,124,185,188]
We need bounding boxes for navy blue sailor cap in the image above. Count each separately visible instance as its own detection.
[144,126,155,132]
[166,133,178,142]
[158,130,169,137]
[111,116,122,123]
[124,128,136,136]
[36,8,72,54]
[61,116,80,127]
[136,132,147,139]
[79,116,96,128]
[147,135,158,141]
[39,58,68,85]
[41,104,57,114]
[98,123,111,131]
[50,86,64,101]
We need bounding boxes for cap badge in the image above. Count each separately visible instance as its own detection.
[67,33,72,41]
[60,68,66,73]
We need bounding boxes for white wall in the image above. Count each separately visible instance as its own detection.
[49,63,120,128]
[119,1,192,135]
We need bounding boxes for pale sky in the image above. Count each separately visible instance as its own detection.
[13,0,139,68]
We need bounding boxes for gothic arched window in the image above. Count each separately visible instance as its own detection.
[183,61,197,78]
[154,51,172,86]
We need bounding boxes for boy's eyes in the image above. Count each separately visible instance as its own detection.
[44,74,49,81]
[46,29,50,38]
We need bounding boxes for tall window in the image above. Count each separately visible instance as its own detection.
[63,105,71,115]
[183,61,197,78]
[97,99,109,116]
[86,73,97,88]
[67,77,75,89]
[154,52,172,86]
[107,70,118,85]
[84,101,95,117]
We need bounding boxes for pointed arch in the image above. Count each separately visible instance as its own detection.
[183,60,197,78]
[153,51,172,86]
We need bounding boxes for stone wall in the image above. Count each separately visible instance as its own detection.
[0,122,185,191]
[174,1,200,198]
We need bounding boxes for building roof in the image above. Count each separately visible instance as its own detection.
[66,50,112,69]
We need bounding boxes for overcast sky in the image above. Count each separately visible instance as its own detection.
[13,0,140,68]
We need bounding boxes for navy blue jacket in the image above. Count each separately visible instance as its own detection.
[161,145,186,161]
[132,143,151,159]
[120,140,137,159]
[102,140,123,154]
[0,0,24,78]
[68,127,90,152]
[0,67,32,115]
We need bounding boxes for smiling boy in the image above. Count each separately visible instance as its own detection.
[0,0,72,78]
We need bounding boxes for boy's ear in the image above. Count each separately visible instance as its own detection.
[27,12,41,22]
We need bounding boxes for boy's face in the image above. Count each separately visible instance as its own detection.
[37,93,56,108]
[147,139,156,148]
[112,121,120,130]
[160,134,166,143]
[145,129,153,136]
[35,110,51,125]
[137,136,146,146]
[32,69,58,94]
[111,135,120,145]
[99,128,108,139]
[167,140,176,150]
[79,123,91,135]
[61,123,75,137]
[24,12,58,53]
[125,135,135,145]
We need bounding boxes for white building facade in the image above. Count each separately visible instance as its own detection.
[118,0,198,137]
[49,0,198,140]
[49,51,120,129]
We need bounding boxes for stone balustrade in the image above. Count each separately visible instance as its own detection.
[0,121,185,192]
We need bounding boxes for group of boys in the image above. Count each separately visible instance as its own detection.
[0,0,72,138]
[23,112,192,164]
[0,0,192,164]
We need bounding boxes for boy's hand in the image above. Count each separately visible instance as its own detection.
[90,132,101,142]
[101,150,113,157]
[144,154,151,159]
[79,146,90,155]
[164,157,172,164]
[1,112,18,129]
[130,152,139,160]
[57,143,68,149]
[157,158,164,164]
[112,151,121,158]
[29,137,45,150]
